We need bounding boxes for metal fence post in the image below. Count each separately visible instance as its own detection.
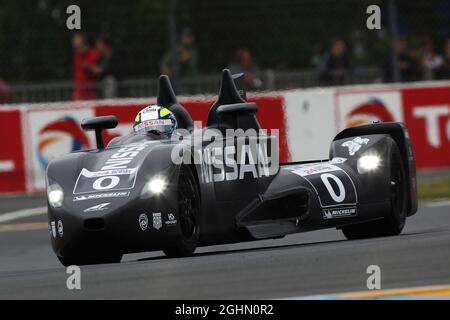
[387,0,400,83]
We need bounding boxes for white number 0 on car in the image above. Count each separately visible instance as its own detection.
[289,163,357,208]
[73,168,138,195]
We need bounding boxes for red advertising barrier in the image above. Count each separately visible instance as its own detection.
[335,83,450,169]
[402,86,450,169]
[1,82,449,194]
[0,110,26,193]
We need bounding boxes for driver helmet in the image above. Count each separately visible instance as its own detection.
[133,105,177,137]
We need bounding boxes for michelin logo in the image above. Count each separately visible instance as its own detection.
[73,191,130,201]
[323,207,357,219]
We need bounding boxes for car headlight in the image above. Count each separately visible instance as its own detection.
[47,184,64,208]
[357,154,380,173]
[148,177,167,194]
[143,177,167,197]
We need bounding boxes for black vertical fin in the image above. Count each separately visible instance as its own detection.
[216,69,246,105]
[156,75,195,131]
[156,75,178,107]
[232,72,247,101]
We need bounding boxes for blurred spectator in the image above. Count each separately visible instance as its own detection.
[160,28,199,79]
[72,33,100,100]
[437,40,450,79]
[383,39,421,83]
[310,43,326,69]
[0,79,11,104]
[418,37,443,80]
[228,48,263,90]
[179,28,198,78]
[86,35,124,98]
[320,38,351,85]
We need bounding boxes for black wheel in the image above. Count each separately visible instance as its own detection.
[342,141,407,240]
[163,166,200,258]
[57,254,122,267]
[379,145,407,235]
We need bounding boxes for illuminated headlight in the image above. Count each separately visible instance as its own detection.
[47,184,64,208]
[146,177,167,195]
[357,154,380,173]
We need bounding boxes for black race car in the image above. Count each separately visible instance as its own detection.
[46,69,418,266]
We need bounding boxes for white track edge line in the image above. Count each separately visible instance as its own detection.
[0,206,47,223]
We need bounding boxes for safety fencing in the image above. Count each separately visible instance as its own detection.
[1,80,449,194]
[7,67,382,104]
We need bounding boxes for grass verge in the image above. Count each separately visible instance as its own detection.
[418,178,450,200]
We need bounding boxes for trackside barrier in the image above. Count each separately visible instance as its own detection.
[1,81,449,194]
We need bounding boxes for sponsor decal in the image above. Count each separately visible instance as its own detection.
[165,213,178,226]
[322,206,357,219]
[73,141,155,195]
[84,202,110,212]
[50,221,57,238]
[341,137,369,156]
[152,212,162,230]
[76,168,136,178]
[57,220,64,237]
[197,136,278,184]
[73,191,130,201]
[170,126,279,183]
[289,164,358,208]
[139,213,148,231]
[141,106,159,116]
[99,142,153,171]
[135,119,172,132]
[73,167,138,195]
[288,163,343,177]
[73,168,137,194]
[329,157,347,164]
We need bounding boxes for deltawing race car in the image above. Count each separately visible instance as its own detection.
[46,69,418,266]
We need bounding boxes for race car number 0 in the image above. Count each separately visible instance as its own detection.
[304,171,357,207]
[73,169,137,194]
[92,176,120,190]
[320,173,345,203]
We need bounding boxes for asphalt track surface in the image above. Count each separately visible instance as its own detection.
[1,195,450,299]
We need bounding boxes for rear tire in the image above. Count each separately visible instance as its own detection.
[57,254,122,267]
[342,141,407,240]
[163,166,200,258]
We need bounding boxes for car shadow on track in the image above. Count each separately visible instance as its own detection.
[134,226,450,263]
[135,238,348,262]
